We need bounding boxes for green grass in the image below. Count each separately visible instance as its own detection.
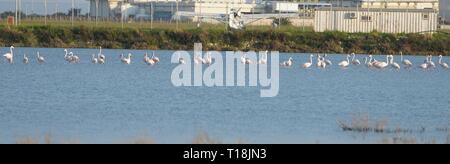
[439,29,450,33]
[1,18,449,54]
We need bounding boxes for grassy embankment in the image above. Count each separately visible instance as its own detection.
[1,19,449,55]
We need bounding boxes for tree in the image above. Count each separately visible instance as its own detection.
[68,8,82,17]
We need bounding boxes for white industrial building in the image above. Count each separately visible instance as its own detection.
[315,0,439,33]
[88,0,442,32]
[87,0,330,20]
[89,0,268,20]
[320,0,439,9]
[314,8,437,33]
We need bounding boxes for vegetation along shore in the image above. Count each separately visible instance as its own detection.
[1,24,450,55]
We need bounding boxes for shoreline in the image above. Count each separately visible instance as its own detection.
[1,25,449,55]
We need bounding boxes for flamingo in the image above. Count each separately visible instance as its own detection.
[389,55,400,70]
[64,49,72,63]
[178,53,185,64]
[427,55,436,69]
[36,52,45,64]
[280,57,293,67]
[68,52,79,64]
[439,55,449,69]
[98,56,105,64]
[151,52,160,63]
[144,53,150,63]
[23,54,29,64]
[351,53,361,65]
[121,53,132,65]
[98,47,106,64]
[194,54,204,65]
[318,54,327,68]
[3,46,14,63]
[240,54,248,64]
[72,53,80,64]
[419,56,429,69]
[67,52,74,63]
[303,54,313,69]
[204,53,213,65]
[91,54,98,64]
[400,52,413,67]
[364,56,372,68]
[239,53,252,65]
[143,53,155,66]
[323,54,332,66]
[258,51,267,65]
[338,55,350,68]
[316,54,325,68]
[373,55,389,69]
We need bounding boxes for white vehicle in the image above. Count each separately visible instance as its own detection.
[174,8,298,30]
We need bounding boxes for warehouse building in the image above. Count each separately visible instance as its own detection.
[314,7,438,33]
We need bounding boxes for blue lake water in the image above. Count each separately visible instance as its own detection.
[1,47,449,144]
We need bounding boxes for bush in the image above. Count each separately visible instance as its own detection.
[1,25,449,55]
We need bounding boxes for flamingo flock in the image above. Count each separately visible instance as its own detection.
[293,53,448,70]
[2,47,449,71]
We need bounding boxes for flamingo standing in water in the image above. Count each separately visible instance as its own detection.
[178,53,185,64]
[204,53,213,65]
[400,52,413,68]
[64,49,72,63]
[389,55,401,70]
[419,56,429,69]
[258,51,267,65]
[121,53,132,65]
[144,53,150,64]
[194,54,204,65]
[351,53,361,65]
[439,55,449,69]
[364,56,372,68]
[3,46,14,63]
[151,52,160,64]
[240,54,252,65]
[280,57,293,67]
[427,55,436,69]
[72,53,80,64]
[98,47,106,64]
[68,52,79,64]
[323,54,332,66]
[91,54,98,64]
[36,52,46,64]
[338,55,350,68]
[316,54,326,68]
[302,54,313,69]
[23,54,29,64]
[67,52,74,63]
[373,55,389,69]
